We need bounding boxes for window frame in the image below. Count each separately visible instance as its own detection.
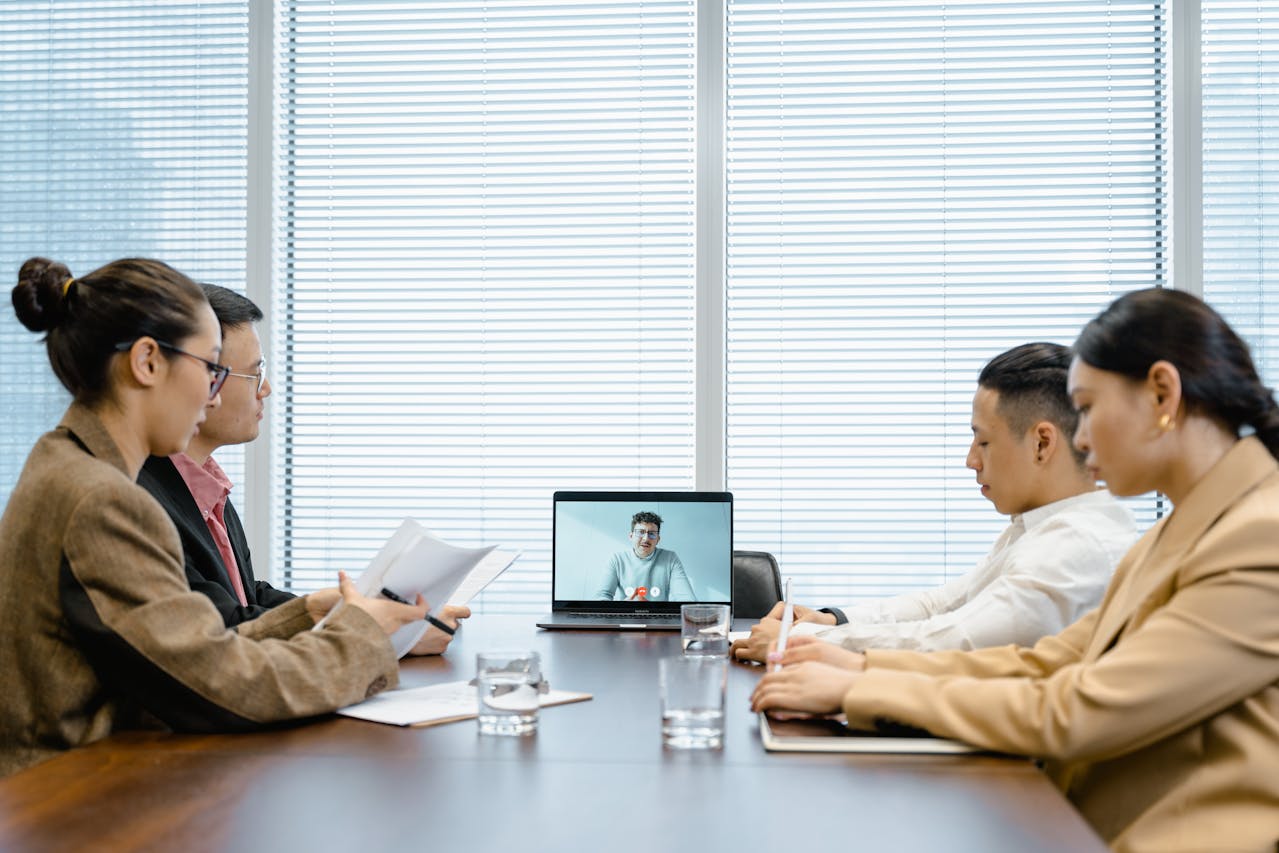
[244,0,1206,602]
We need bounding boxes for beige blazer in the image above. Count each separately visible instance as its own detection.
[0,404,399,777]
[845,436,1279,852]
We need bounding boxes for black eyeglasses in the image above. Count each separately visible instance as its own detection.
[227,360,268,395]
[114,340,231,399]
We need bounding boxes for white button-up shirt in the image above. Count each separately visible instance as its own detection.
[802,489,1139,652]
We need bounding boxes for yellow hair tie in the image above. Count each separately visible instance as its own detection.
[61,277,76,297]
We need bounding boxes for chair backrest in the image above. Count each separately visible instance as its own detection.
[731,550,783,619]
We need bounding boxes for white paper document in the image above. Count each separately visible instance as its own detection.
[338,680,592,727]
[313,519,519,657]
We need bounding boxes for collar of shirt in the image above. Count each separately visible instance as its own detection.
[170,453,234,522]
[1016,488,1114,533]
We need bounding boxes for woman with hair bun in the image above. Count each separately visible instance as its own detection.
[0,257,427,777]
[752,288,1279,851]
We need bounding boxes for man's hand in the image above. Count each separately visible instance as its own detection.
[750,660,860,715]
[762,601,837,625]
[730,618,781,663]
[407,605,472,656]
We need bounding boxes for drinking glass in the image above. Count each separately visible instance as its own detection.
[476,650,541,735]
[659,656,727,749]
[681,603,731,655]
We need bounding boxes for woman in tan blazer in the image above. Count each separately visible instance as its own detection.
[0,258,428,777]
[753,288,1279,852]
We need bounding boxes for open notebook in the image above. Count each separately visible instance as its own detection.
[339,681,592,727]
[758,713,983,754]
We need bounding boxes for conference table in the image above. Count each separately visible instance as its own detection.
[0,616,1107,852]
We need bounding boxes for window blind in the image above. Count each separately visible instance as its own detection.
[0,0,249,513]
[724,0,1169,604]
[274,0,698,609]
[1202,0,1278,385]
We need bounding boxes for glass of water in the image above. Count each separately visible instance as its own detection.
[476,650,541,736]
[659,656,727,749]
[681,603,731,655]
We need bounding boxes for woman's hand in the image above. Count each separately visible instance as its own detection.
[776,635,867,672]
[338,571,427,636]
[750,660,860,715]
[304,586,341,625]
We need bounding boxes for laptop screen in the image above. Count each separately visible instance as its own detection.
[552,491,733,610]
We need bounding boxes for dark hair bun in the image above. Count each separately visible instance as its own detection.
[1249,398,1279,454]
[12,257,73,333]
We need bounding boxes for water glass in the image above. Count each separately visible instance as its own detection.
[476,650,541,736]
[681,603,731,655]
[659,656,727,749]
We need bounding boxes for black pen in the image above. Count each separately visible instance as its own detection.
[379,586,457,636]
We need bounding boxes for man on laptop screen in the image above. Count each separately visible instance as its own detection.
[539,491,731,630]
[593,511,694,601]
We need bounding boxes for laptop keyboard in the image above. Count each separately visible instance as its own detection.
[558,612,681,623]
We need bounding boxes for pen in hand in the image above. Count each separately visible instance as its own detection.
[774,578,794,672]
[379,587,457,636]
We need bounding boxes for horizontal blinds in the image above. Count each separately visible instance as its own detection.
[0,1,248,512]
[275,1,698,609]
[1201,0,1279,386]
[724,0,1168,604]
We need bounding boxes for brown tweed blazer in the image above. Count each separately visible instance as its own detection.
[0,404,398,777]
[845,437,1279,852]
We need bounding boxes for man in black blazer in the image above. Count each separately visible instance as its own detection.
[138,449,295,624]
[138,285,468,652]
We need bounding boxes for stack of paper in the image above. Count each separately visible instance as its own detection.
[314,519,519,657]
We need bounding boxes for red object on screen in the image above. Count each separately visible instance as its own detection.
[635,586,648,601]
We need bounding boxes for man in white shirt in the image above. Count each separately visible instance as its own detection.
[730,342,1138,662]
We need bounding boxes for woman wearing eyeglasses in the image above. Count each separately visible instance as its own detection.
[0,257,426,777]
[752,288,1279,851]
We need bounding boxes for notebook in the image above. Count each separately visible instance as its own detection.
[537,491,733,630]
[758,713,982,755]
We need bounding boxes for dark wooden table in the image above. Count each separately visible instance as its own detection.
[0,616,1107,852]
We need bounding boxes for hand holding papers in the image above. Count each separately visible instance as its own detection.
[314,519,519,657]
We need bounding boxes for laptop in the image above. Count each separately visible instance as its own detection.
[537,491,733,630]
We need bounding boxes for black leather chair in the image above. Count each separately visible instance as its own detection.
[732,550,783,619]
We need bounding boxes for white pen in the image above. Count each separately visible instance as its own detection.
[774,578,794,672]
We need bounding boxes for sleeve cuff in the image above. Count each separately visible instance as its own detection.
[234,596,313,641]
[819,606,849,625]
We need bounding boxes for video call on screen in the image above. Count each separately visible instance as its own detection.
[553,495,732,603]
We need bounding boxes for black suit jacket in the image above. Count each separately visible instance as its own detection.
[137,455,296,627]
